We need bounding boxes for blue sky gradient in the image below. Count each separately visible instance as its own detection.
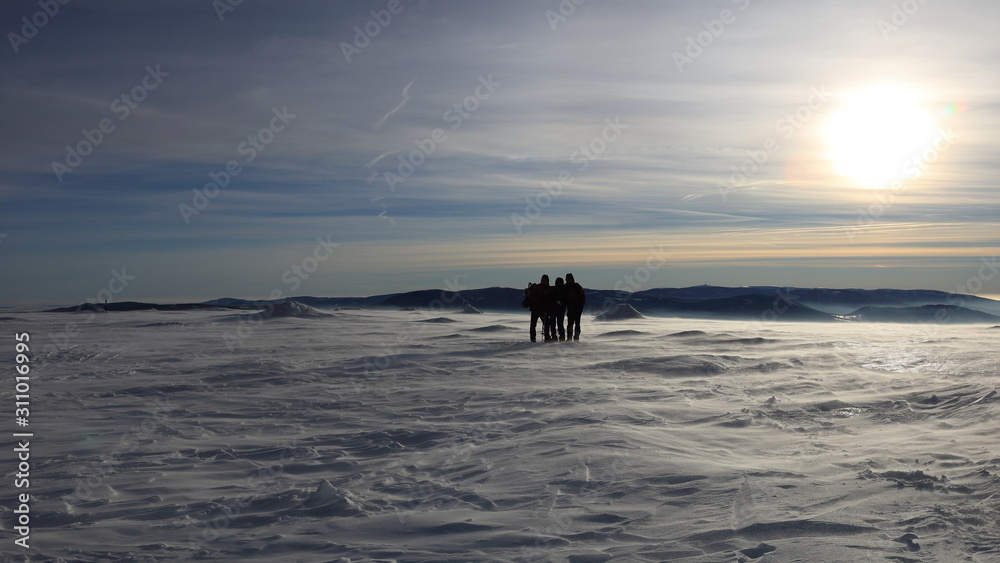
[2,0,998,305]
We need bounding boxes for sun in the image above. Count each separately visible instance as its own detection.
[823,84,939,189]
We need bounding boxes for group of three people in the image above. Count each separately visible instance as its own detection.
[523,273,587,342]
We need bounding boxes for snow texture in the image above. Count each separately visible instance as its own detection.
[2,309,1000,562]
[594,303,645,321]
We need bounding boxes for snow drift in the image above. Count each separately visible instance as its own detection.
[593,302,645,321]
[5,309,1000,561]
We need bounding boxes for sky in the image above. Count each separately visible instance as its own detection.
[2,0,999,305]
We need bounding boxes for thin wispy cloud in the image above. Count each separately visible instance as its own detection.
[364,152,397,169]
[371,196,397,227]
[373,79,416,131]
[364,150,398,183]
[681,180,790,202]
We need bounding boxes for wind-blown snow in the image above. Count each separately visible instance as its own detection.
[3,309,999,561]
[594,303,645,321]
[253,301,331,319]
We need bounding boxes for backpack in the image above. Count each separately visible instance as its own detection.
[522,283,543,309]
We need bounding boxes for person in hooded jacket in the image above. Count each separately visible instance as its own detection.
[523,274,551,342]
[549,277,567,341]
[564,273,586,341]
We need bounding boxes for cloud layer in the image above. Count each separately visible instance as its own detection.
[1,0,998,304]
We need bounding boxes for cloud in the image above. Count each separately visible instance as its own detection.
[2,0,1000,303]
[373,79,416,130]
[364,150,397,183]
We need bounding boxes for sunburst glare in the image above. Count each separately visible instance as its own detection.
[824,84,940,189]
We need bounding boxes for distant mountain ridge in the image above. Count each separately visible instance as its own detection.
[42,285,1000,324]
[845,304,1000,324]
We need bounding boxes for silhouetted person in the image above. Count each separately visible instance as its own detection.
[550,277,567,341]
[523,274,551,342]
[565,273,585,340]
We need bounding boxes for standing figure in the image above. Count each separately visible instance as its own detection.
[523,275,551,342]
[564,273,586,341]
[550,277,567,341]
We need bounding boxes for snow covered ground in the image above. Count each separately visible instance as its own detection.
[2,307,999,562]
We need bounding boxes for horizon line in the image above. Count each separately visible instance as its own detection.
[9,284,1000,311]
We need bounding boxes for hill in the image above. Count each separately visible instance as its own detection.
[42,286,1000,324]
[847,305,1000,324]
